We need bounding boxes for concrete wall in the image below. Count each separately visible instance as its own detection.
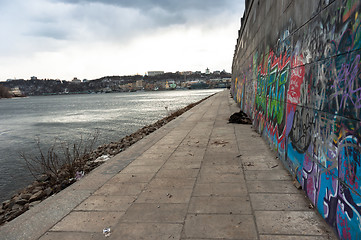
[231,0,361,239]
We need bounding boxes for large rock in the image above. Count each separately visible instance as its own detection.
[2,200,11,209]
[2,199,15,210]
[109,143,118,149]
[11,204,23,211]
[15,198,28,205]
[20,193,32,200]
[37,174,49,182]
[43,187,52,197]
[6,207,27,222]
[29,190,43,202]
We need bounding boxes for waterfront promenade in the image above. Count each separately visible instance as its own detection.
[0,90,337,239]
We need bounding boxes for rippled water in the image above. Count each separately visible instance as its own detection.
[0,89,222,202]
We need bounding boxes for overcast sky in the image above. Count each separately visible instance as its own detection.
[0,0,244,80]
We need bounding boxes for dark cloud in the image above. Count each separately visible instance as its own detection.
[55,0,235,12]
[25,16,69,40]
[0,0,244,58]
[50,0,243,34]
[27,27,69,40]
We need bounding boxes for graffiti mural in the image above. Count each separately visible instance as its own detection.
[232,0,361,239]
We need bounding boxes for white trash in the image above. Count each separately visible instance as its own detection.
[94,155,110,163]
[103,227,111,237]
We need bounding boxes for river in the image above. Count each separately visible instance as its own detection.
[0,89,223,202]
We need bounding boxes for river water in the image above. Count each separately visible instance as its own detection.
[0,89,222,202]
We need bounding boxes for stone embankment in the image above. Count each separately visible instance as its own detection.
[0,95,212,225]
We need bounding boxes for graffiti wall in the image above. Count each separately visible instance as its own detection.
[232,0,361,239]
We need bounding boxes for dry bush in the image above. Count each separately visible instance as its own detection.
[21,131,99,183]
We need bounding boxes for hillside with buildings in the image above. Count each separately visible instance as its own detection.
[1,70,230,96]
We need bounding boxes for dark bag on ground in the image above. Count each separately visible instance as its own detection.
[228,111,252,124]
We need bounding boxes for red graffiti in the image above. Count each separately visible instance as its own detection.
[338,213,352,240]
[288,55,305,105]
[258,50,290,75]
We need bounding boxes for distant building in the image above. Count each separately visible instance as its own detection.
[72,77,81,83]
[119,83,129,91]
[148,71,164,76]
[7,78,24,82]
[144,82,155,91]
[30,76,37,80]
[136,80,143,89]
[168,80,176,89]
[102,87,112,93]
[205,68,211,74]
[181,71,192,75]
[9,87,23,97]
[213,71,221,75]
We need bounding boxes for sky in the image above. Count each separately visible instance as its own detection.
[0,0,244,81]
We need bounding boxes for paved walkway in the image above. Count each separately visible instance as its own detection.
[0,90,337,240]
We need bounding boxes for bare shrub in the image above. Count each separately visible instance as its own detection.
[21,130,99,184]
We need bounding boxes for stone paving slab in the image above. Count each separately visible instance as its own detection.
[202,153,242,166]
[250,193,311,211]
[39,232,104,240]
[0,90,338,240]
[255,211,333,236]
[50,211,124,232]
[110,222,183,239]
[147,177,196,189]
[258,236,333,240]
[193,182,248,197]
[156,168,200,178]
[247,180,301,194]
[182,214,258,239]
[106,173,155,184]
[197,171,245,183]
[188,196,252,214]
[244,169,292,181]
[74,195,136,211]
[137,188,194,204]
[121,203,188,223]
[162,160,202,169]
[94,182,147,196]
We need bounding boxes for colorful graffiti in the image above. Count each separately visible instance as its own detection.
[253,48,290,152]
[332,54,361,111]
[232,0,361,239]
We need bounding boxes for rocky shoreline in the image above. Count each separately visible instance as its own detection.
[0,94,213,226]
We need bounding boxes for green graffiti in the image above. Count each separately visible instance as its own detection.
[266,65,288,125]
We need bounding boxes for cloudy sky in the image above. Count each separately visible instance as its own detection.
[0,0,244,80]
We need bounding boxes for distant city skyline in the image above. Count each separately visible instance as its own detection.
[0,0,245,81]
[4,68,229,82]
